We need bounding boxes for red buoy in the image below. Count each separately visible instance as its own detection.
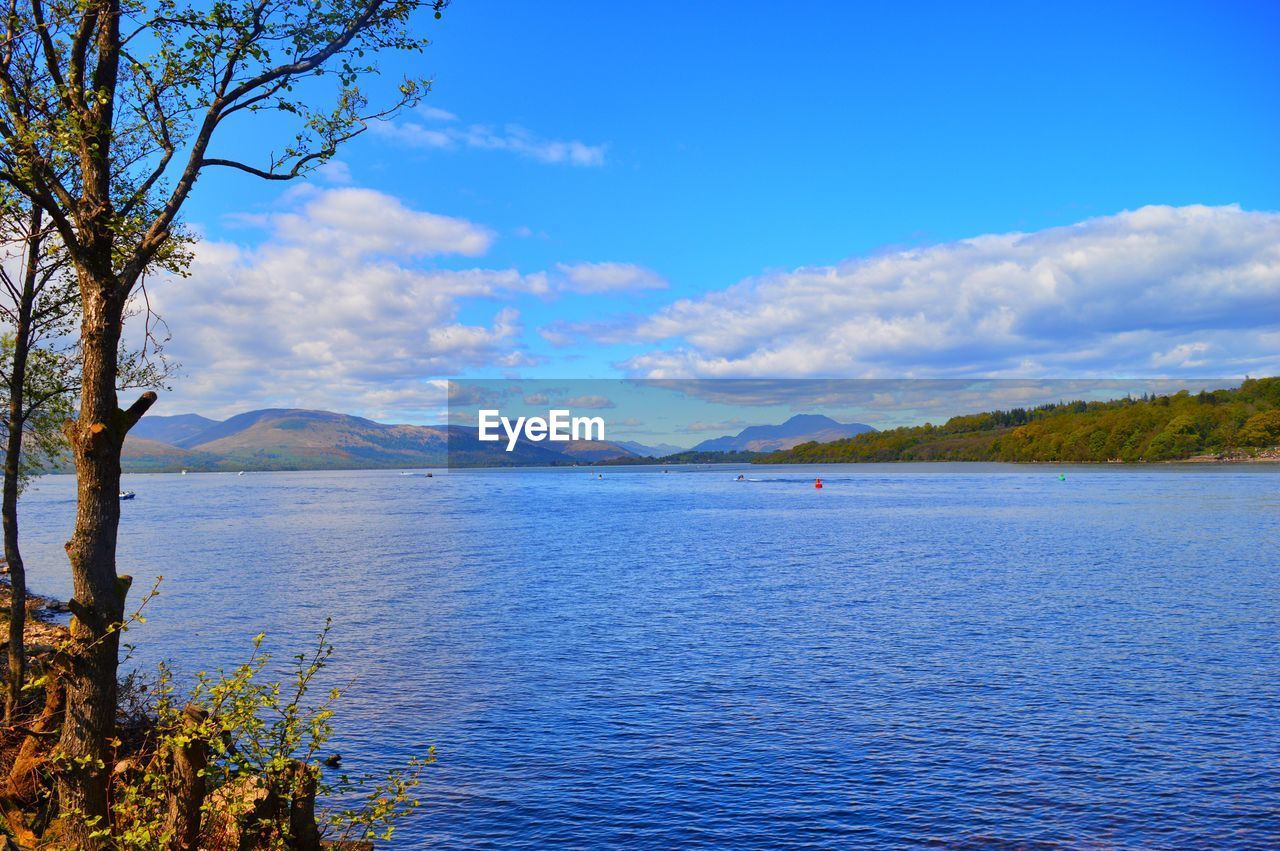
[815,478,823,489]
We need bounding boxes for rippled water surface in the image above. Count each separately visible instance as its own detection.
[19,464,1280,848]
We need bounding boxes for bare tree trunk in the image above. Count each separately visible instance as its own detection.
[55,267,154,847]
[3,207,41,723]
[3,388,27,724]
[289,761,321,851]
[163,705,209,850]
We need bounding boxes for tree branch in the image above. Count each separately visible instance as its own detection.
[120,390,156,431]
[200,144,340,180]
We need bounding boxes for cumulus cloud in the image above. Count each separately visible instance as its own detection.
[374,107,606,167]
[1149,342,1212,368]
[588,205,1280,378]
[271,186,494,258]
[555,262,667,294]
[140,187,541,420]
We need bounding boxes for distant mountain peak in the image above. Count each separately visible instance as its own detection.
[775,413,844,432]
[783,413,839,424]
[691,414,875,453]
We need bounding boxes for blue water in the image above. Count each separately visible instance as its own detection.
[17,464,1280,848]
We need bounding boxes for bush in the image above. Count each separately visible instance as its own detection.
[105,620,432,849]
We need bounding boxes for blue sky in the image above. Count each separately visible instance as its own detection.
[144,1,1280,422]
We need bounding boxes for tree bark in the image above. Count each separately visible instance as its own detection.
[3,206,41,723]
[54,265,153,847]
[163,705,209,850]
[2,331,30,725]
[289,761,321,851]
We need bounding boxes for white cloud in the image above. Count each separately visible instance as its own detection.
[135,185,671,420]
[683,419,748,433]
[537,326,574,348]
[562,395,615,409]
[313,160,353,185]
[555,262,667,294]
[271,186,493,257]
[586,205,1280,378]
[374,108,606,167]
[417,106,458,122]
[458,125,606,167]
[1149,342,1213,368]
[138,188,542,420]
[378,123,455,150]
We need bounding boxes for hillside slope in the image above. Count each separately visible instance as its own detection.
[121,409,638,471]
[766,378,1280,464]
[693,414,875,452]
[128,413,220,447]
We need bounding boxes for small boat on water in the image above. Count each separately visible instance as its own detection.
[238,471,245,476]
[119,491,136,500]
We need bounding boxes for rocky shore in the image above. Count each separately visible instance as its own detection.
[1180,447,1280,463]
[0,580,70,653]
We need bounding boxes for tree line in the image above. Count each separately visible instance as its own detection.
[766,379,1280,464]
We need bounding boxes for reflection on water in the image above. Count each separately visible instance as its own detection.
[20,464,1280,847]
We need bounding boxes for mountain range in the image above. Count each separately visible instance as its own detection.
[611,439,686,457]
[691,414,875,452]
[119,408,878,471]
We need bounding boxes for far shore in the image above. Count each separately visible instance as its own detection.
[66,451,1280,474]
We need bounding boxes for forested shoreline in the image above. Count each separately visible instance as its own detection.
[765,378,1280,464]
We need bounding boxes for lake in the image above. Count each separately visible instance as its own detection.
[18,464,1280,848]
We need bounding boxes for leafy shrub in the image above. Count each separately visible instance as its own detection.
[107,621,431,848]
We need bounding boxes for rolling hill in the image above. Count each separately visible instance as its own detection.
[121,408,639,471]
[121,409,891,471]
[128,413,220,447]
